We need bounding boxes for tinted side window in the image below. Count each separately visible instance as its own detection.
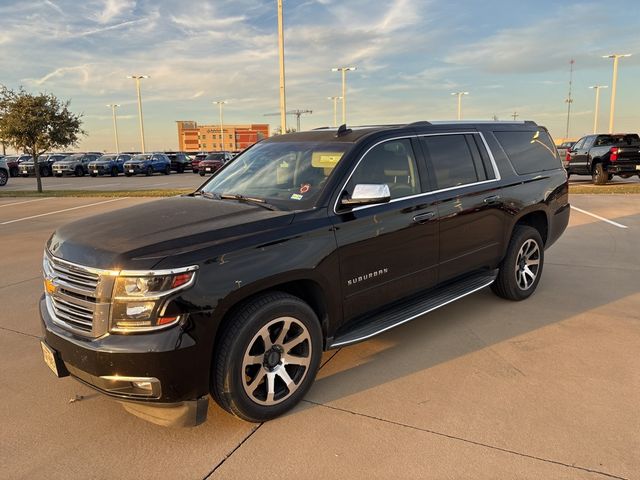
[494,130,561,175]
[347,139,420,200]
[420,135,479,189]
[572,137,586,150]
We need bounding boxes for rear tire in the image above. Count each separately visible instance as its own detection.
[164,165,170,175]
[592,163,608,185]
[199,171,205,176]
[146,166,153,176]
[74,166,83,177]
[41,166,51,177]
[125,172,132,177]
[111,167,118,177]
[211,292,322,422]
[0,169,8,186]
[9,167,19,177]
[491,225,544,301]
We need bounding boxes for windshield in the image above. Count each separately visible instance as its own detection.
[205,153,225,161]
[66,154,83,161]
[132,154,151,161]
[201,141,351,210]
[99,155,116,161]
[38,155,48,161]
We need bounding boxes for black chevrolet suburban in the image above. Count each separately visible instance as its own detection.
[40,121,569,426]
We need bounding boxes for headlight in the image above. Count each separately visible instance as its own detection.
[110,268,197,333]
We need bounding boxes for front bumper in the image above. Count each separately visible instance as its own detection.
[39,295,210,426]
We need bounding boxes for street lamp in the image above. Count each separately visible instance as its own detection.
[602,54,631,133]
[213,101,228,151]
[327,96,343,127]
[277,0,287,133]
[106,104,121,153]
[451,92,469,120]
[331,66,356,125]
[589,85,608,134]
[127,75,149,153]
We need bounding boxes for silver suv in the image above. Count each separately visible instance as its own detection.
[52,153,101,177]
[0,158,9,186]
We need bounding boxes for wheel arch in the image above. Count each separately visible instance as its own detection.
[511,209,549,246]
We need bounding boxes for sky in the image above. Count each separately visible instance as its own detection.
[0,0,639,152]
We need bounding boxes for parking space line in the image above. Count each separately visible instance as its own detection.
[571,205,628,229]
[0,198,49,208]
[0,198,128,225]
[148,182,169,186]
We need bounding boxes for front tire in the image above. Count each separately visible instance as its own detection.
[111,166,118,177]
[146,166,153,176]
[491,225,544,301]
[0,169,8,186]
[212,292,322,422]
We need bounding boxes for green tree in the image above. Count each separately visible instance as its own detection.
[0,86,84,192]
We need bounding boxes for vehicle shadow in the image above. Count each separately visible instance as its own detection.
[306,209,639,406]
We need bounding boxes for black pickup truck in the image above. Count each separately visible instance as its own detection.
[564,133,640,184]
[39,121,569,426]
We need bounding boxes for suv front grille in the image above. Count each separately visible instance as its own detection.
[45,254,112,337]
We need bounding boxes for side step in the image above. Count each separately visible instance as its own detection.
[329,270,498,348]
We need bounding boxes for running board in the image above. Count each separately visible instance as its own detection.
[329,270,498,348]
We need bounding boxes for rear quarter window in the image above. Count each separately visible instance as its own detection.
[494,130,561,175]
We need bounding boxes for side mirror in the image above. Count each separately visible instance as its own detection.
[340,184,391,208]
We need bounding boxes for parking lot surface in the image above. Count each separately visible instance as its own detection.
[3,172,205,191]
[1,194,638,479]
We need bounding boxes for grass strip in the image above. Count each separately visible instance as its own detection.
[569,184,640,194]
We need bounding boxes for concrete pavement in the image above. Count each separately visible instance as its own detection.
[0,195,638,479]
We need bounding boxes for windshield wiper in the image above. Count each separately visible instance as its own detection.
[219,193,277,211]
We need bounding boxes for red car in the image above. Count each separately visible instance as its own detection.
[198,152,233,176]
[190,153,209,173]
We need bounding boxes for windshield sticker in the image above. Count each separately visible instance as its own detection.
[299,183,311,194]
[290,193,304,200]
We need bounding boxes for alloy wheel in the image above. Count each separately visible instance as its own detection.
[514,239,540,290]
[241,317,312,406]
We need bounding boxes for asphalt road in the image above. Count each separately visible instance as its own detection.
[3,171,206,191]
[0,195,638,479]
[2,170,639,193]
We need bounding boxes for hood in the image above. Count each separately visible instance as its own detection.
[124,160,146,165]
[54,160,74,165]
[90,160,113,165]
[48,196,294,270]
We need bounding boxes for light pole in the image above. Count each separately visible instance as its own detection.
[603,54,631,133]
[589,85,608,134]
[277,0,287,133]
[127,75,149,153]
[213,101,227,150]
[327,96,342,127]
[106,104,121,153]
[451,92,469,120]
[331,66,356,125]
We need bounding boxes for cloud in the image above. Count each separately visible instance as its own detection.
[34,65,93,86]
[93,0,136,24]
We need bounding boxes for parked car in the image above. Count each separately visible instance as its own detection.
[52,153,101,177]
[21,153,68,177]
[39,120,569,426]
[165,152,193,173]
[88,154,132,177]
[0,157,9,186]
[197,151,233,176]
[556,141,575,159]
[564,133,640,184]
[190,152,209,173]
[3,154,31,177]
[123,153,171,176]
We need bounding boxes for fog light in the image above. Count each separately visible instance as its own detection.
[132,381,153,392]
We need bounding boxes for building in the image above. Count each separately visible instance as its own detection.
[176,121,269,152]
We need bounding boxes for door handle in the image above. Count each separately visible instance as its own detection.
[483,195,501,205]
[412,211,435,223]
